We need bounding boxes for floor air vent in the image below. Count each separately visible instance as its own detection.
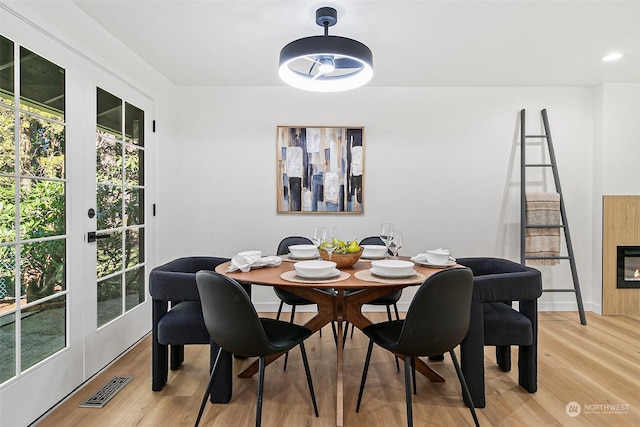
[79,376,133,408]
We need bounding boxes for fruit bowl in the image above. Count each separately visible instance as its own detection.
[319,249,363,268]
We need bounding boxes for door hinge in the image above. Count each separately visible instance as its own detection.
[153,203,156,216]
[152,120,156,132]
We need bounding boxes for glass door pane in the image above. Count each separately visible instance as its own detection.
[96,88,145,327]
[0,36,67,383]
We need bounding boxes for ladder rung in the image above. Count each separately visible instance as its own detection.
[525,163,553,167]
[543,289,577,293]
[526,256,572,260]
[525,224,565,228]
[525,134,548,138]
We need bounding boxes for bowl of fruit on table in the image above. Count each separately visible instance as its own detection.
[318,239,363,268]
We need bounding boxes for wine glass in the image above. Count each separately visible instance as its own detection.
[323,227,338,261]
[380,223,394,258]
[389,230,403,258]
[312,226,325,248]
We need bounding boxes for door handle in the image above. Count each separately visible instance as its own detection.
[87,231,112,243]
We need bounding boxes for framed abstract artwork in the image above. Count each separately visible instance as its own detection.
[276,126,364,213]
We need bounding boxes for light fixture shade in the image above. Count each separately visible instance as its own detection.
[279,8,373,92]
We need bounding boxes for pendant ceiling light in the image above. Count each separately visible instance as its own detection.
[279,7,373,92]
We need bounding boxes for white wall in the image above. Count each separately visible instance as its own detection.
[590,83,640,312]
[159,86,597,311]
[601,84,640,194]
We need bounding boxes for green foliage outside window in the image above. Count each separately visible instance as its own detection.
[0,106,66,305]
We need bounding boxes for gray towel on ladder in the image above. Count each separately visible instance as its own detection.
[525,192,561,265]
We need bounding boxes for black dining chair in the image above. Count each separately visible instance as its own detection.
[342,236,403,370]
[274,236,318,324]
[194,271,319,427]
[349,236,401,334]
[149,256,237,403]
[355,268,480,427]
[275,236,328,370]
[457,257,542,408]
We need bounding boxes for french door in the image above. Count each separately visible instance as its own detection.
[0,35,81,427]
[0,19,153,426]
[83,77,153,375]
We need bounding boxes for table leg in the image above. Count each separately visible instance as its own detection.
[238,287,334,379]
[344,288,446,383]
[335,318,344,427]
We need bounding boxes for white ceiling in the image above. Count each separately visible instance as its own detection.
[67,0,640,87]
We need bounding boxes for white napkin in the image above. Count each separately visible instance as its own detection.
[227,255,282,272]
[410,253,430,263]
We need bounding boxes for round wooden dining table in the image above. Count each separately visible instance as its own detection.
[215,257,458,427]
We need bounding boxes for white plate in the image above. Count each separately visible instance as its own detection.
[296,268,340,279]
[289,254,320,260]
[415,260,456,268]
[370,268,417,278]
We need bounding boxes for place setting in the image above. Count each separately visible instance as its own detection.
[280,226,326,261]
[281,226,357,283]
[411,248,458,268]
[354,259,427,284]
[358,223,402,261]
[280,244,321,262]
[359,245,388,260]
[280,260,351,283]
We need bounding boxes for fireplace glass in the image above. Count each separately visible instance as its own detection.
[617,246,640,289]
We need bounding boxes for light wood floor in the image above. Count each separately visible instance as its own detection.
[35,312,640,426]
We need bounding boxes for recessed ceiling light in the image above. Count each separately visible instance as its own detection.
[602,52,623,62]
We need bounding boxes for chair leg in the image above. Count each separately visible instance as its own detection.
[331,321,338,345]
[208,340,233,403]
[518,344,537,393]
[316,304,322,337]
[411,357,417,395]
[299,342,319,417]
[195,347,225,427]
[275,301,284,321]
[356,339,375,412]
[152,340,168,391]
[256,356,265,427]
[393,303,400,320]
[385,306,400,372]
[449,350,480,427]
[496,345,511,371]
[343,322,349,348]
[403,355,413,427]
[283,307,297,371]
[170,344,185,370]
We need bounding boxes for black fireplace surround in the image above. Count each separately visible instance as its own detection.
[617,246,640,289]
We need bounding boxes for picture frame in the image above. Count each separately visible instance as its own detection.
[276,126,364,214]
